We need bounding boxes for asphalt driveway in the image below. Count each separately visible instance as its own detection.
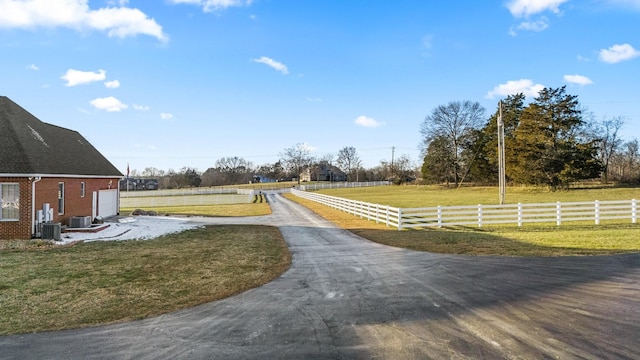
[2,192,639,359]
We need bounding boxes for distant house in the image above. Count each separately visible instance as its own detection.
[119,178,159,191]
[0,96,123,240]
[252,175,275,183]
[300,164,347,182]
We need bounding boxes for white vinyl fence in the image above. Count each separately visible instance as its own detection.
[121,189,257,208]
[299,181,391,191]
[291,189,638,230]
[120,187,238,198]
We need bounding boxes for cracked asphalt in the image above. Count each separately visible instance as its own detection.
[2,192,639,359]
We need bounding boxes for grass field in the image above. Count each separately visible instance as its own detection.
[285,185,640,256]
[0,225,290,335]
[120,202,271,217]
[316,184,640,208]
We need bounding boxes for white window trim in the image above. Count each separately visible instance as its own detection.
[58,182,65,215]
[0,182,20,221]
[81,181,86,198]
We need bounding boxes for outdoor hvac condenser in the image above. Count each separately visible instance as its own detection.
[42,222,61,241]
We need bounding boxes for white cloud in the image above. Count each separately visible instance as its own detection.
[516,18,549,32]
[486,79,545,99]
[90,96,127,112]
[563,74,593,85]
[61,69,106,86]
[133,104,150,111]
[0,0,167,42]
[298,142,317,152]
[252,56,289,74]
[169,0,253,12]
[104,79,120,88]
[599,43,640,63]
[507,0,567,35]
[26,63,39,70]
[160,112,174,120]
[577,54,590,62]
[355,115,383,128]
[506,0,568,17]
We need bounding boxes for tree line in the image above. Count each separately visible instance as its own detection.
[128,145,418,189]
[420,86,639,189]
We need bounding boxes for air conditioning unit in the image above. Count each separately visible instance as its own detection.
[69,216,92,228]
[42,222,61,241]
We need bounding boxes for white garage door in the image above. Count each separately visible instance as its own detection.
[98,189,119,217]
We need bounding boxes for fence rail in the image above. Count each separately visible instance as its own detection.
[120,192,255,208]
[120,188,239,198]
[299,181,391,191]
[291,189,638,230]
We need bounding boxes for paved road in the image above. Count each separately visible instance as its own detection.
[2,192,639,359]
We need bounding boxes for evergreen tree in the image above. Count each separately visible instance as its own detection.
[509,86,602,189]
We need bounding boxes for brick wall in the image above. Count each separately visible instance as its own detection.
[35,177,117,226]
[0,176,119,240]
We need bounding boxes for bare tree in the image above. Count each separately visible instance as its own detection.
[336,146,361,182]
[595,116,625,182]
[214,156,254,185]
[619,139,639,182]
[280,143,315,184]
[141,167,163,177]
[319,153,335,165]
[420,101,486,186]
[393,154,415,183]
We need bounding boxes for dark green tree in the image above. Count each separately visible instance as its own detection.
[509,86,602,189]
[421,135,456,184]
[470,94,526,184]
[181,167,202,188]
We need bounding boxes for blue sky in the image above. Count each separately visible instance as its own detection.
[1,0,639,174]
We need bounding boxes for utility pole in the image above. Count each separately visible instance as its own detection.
[391,146,395,176]
[497,101,506,205]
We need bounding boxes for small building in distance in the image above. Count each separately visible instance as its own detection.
[119,177,159,191]
[300,164,347,182]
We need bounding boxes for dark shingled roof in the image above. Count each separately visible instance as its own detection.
[0,96,122,177]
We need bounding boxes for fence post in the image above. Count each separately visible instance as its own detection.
[398,208,402,231]
[376,204,379,224]
[595,200,600,225]
[478,204,483,228]
[518,203,523,227]
[633,199,637,224]
[386,205,390,228]
[556,201,561,226]
[437,206,442,228]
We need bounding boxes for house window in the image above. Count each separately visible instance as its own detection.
[81,182,85,198]
[58,182,65,215]
[0,183,20,221]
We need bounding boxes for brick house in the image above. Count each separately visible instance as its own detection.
[0,96,123,240]
[300,163,347,182]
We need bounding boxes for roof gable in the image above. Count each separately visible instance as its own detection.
[0,96,122,177]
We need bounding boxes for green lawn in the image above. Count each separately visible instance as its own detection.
[286,185,640,256]
[317,184,640,208]
[120,202,271,217]
[0,225,290,335]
